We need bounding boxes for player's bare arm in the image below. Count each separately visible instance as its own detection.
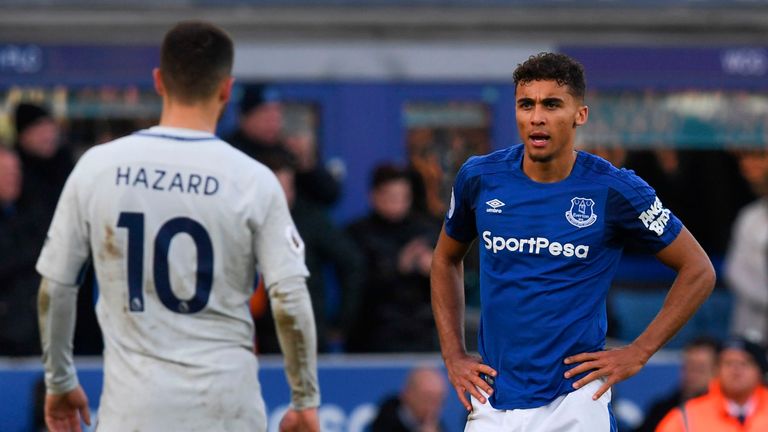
[269,276,321,431]
[563,227,715,400]
[431,227,497,411]
[38,277,91,432]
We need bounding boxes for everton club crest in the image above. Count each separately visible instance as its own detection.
[565,197,597,228]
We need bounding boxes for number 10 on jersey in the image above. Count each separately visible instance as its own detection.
[117,212,214,314]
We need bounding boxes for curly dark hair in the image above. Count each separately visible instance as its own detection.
[513,52,586,100]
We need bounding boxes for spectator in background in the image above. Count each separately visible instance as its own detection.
[0,147,47,355]
[256,152,364,352]
[656,337,768,431]
[13,102,103,357]
[371,366,448,432]
[346,163,440,352]
[725,148,768,344]
[624,145,754,256]
[284,129,342,207]
[635,337,720,432]
[227,83,291,162]
[13,102,74,216]
[227,84,340,207]
[672,148,753,256]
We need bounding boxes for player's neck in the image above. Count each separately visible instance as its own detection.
[158,99,221,134]
[522,150,577,183]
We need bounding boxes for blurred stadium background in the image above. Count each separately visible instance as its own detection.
[1,1,768,431]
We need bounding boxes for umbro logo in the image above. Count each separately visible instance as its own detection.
[486,198,505,214]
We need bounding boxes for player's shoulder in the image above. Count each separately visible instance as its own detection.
[577,150,653,196]
[134,127,275,176]
[78,129,274,181]
[459,145,523,179]
[217,139,278,181]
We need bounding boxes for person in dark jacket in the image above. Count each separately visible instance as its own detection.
[346,163,440,352]
[226,84,340,207]
[13,102,74,216]
[12,102,102,356]
[0,147,48,355]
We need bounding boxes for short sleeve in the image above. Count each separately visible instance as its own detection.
[444,162,479,243]
[36,160,91,285]
[252,174,310,288]
[608,170,682,254]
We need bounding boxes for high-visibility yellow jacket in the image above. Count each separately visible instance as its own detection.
[656,380,768,432]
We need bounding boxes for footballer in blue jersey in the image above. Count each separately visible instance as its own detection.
[431,53,715,431]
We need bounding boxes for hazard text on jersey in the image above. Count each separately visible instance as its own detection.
[115,166,219,196]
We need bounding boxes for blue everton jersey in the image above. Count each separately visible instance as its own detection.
[445,145,682,410]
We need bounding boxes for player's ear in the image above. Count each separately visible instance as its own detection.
[153,68,166,97]
[219,76,235,104]
[573,104,588,128]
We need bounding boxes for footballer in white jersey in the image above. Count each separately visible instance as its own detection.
[38,126,307,430]
[36,21,320,432]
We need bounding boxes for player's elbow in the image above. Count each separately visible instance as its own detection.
[701,262,717,294]
[37,277,70,319]
[687,256,716,299]
[268,276,314,324]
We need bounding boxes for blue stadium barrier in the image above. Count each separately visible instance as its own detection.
[2,353,682,432]
[610,287,733,349]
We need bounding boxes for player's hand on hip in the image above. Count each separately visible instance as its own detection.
[563,344,649,400]
[44,385,91,432]
[279,407,320,432]
[444,352,497,411]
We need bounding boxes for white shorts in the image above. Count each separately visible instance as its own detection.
[95,348,266,432]
[464,378,616,432]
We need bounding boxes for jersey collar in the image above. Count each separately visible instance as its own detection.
[512,146,586,184]
[134,126,219,142]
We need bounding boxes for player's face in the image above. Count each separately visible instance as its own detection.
[515,79,587,163]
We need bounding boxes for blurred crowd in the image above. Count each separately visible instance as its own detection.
[2,84,768,361]
[5,83,768,431]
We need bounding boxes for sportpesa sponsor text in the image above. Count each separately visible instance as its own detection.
[482,231,590,259]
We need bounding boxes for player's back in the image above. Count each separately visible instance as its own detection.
[71,126,292,430]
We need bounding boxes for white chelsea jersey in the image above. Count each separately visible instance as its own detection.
[36,126,308,431]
